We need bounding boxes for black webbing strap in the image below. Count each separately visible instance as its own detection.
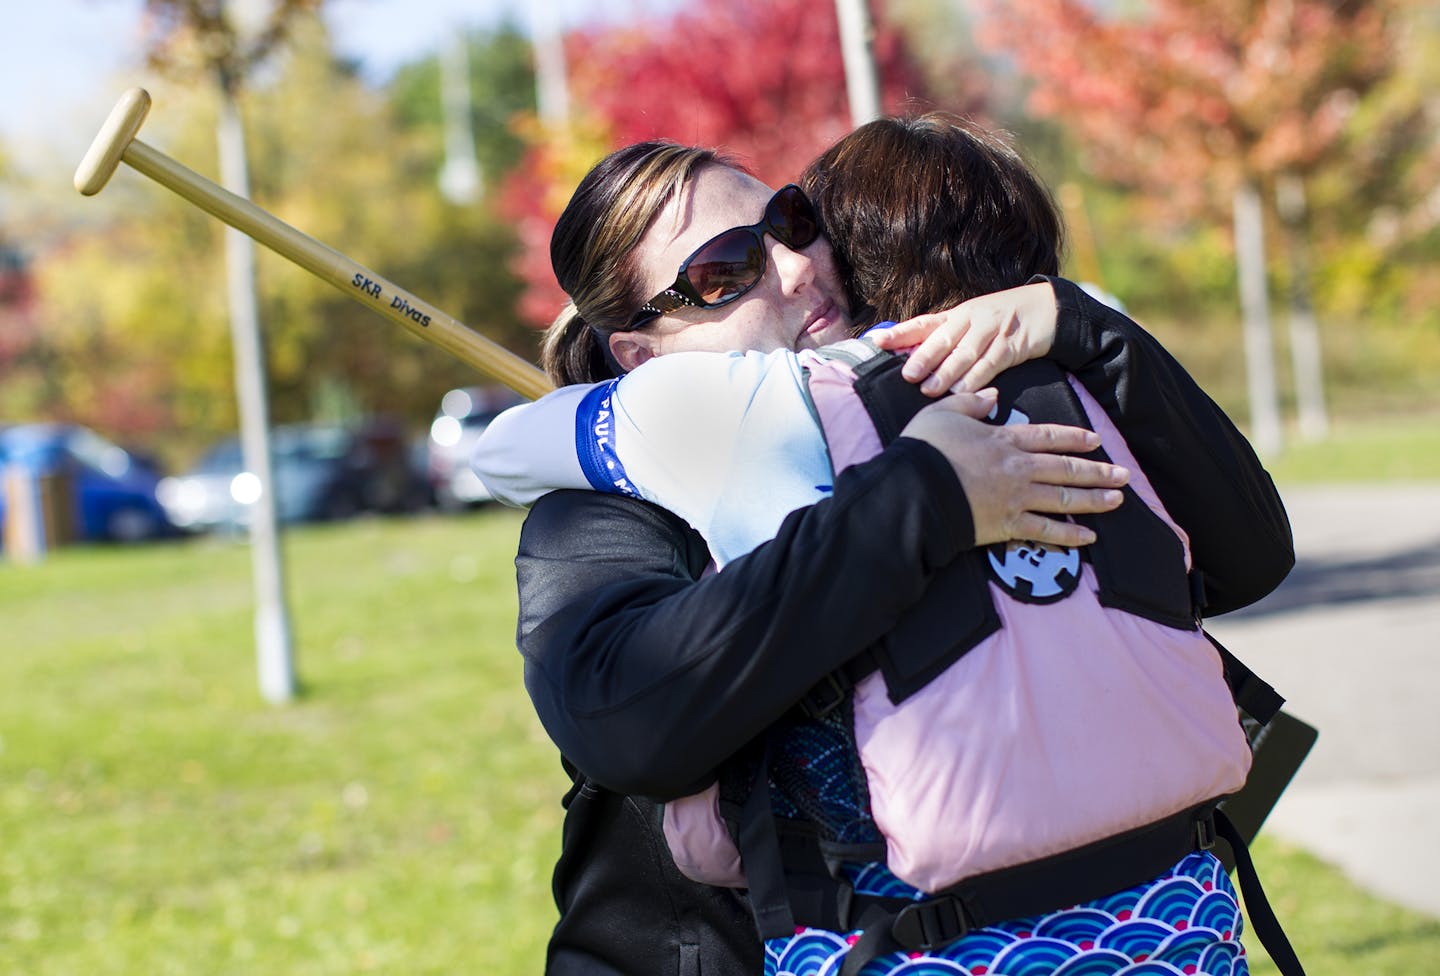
[824,805,1224,973]
[1190,566,1210,621]
[797,648,882,719]
[824,806,1307,976]
[735,739,795,940]
[1208,631,1286,725]
[835,901,909,976]
[1215,808,1307,975]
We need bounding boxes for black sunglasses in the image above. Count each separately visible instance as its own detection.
[627,184,821,327]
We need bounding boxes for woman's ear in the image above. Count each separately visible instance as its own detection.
[609,331,657,373]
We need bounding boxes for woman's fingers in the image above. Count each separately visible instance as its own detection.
[877,282,1061,394]
[920,335,992,395]
[1003,512,1098,549]
[899,404,1129,548]
[871,315,943,350]
[904,322,983,391]
[1031,451,1129,491]
[951,325,1027,393]
[1019,481,1125,514]
[1003,422,1099,458]
[946,388,999,420]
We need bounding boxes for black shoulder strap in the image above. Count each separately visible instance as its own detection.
[850,351,935,445]
[850,353,1199,628]
[995,360,1198,628]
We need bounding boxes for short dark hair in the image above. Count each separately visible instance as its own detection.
[801,113,1064,329]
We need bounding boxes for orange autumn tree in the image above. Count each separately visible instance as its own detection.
[975,0,1403,451]
[501,0,954,330]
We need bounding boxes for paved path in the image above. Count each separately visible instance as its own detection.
[1205,483,1440,918]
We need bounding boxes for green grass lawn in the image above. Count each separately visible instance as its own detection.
[3,507,1437,974]
[2,511,563,975]
[1263,413,1440,485]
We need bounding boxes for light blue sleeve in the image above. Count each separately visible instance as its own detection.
[472,352,836,566]
[602,351,834,567]
[470,384,602,508]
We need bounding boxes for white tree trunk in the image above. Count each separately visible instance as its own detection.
[218,87,297,705]
[439,32,481,205]
[1232,182,1285,456]
[532,3,570,128]
[1276,173,1330,441]
[835,0,881,126]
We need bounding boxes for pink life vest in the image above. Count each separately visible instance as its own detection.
[663,349,1252,895]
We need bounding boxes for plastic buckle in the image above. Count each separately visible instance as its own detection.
[892,896,970,952]
[1196,812,1218,852]
[800,672,849,719]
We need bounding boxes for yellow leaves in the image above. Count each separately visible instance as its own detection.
[25,20,485,455]
[509,110,615,217]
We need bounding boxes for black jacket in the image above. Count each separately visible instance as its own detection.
[522,441,972,976]
[546,760,760,976]
[514,278,1294,976]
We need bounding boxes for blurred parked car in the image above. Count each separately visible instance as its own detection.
[157,419,428,533]
[0,423,175,543]
[426,386,525,510]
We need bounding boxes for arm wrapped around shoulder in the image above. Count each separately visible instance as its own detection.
[515,438,973,798]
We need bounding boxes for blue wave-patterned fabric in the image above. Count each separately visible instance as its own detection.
[764,851,1248,976]
[768,708,882,845]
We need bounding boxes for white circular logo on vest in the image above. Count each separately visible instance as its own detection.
[987,540,1082,603]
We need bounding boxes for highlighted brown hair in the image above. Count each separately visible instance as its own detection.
[543,142,737,386]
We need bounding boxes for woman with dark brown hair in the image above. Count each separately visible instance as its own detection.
[492,116,1294,975]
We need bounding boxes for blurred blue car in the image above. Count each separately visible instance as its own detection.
[0,423,175,544]
[157,420,428,533]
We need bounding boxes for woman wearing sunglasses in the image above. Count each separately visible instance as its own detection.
[501,119,1293,976]
[479,179,1113,563]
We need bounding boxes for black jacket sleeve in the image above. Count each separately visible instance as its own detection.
[1040,276,1295,614]
[516,438,973,799]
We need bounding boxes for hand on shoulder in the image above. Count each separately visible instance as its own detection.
[899,394,1128,549]
[872,281,1059,396]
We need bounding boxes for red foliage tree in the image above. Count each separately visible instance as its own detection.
[500,0,947,327]
[565,0,929,186]
[973,0,1399,216]
[972,0,1405,450]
